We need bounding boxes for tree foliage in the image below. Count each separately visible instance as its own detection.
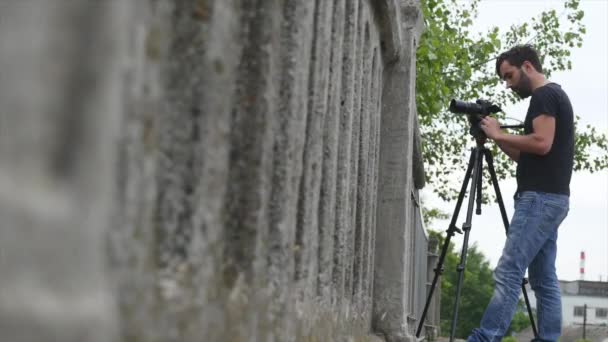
[427,230,531,338]
[417,0,607,201]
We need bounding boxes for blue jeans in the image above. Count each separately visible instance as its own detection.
[467,191,569,342]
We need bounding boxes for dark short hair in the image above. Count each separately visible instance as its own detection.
[495,44,543,77]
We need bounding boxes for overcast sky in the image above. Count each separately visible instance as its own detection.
[422,0,608,282]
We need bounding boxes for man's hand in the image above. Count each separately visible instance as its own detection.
[479,116,502,140]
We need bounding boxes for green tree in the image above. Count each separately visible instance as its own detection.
[427,230,531,338]
[417,0,608,201]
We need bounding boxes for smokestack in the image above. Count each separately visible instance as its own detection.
[580,251,585,281]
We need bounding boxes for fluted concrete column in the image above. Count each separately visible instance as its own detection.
[372,1,424,341]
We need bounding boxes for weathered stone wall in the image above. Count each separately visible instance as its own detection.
[0,1,434,341]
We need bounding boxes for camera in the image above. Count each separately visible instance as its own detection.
[449,99,501,116]
[449,99,502,139]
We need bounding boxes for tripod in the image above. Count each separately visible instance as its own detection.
[415,136,538,341]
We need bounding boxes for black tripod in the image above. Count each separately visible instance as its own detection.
[415,135,538,341]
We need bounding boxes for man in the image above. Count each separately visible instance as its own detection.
[467,45,574,341]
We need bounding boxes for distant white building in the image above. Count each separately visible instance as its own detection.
[524,280,608,326]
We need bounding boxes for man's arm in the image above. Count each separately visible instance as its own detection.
[480,115,555,157]
[496,140,521,162]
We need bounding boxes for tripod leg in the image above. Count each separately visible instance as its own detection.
[449,146,484,342]
[475,160,483,215]
[482,149,509,228]
[483,149,539,339]
[415,148,477,338]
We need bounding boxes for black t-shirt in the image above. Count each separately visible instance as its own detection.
[516,82,574,196]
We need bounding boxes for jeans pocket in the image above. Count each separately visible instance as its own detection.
[514,193,537,216]
[541,200,568,232]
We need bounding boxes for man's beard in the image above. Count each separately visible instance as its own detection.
[513,70,533,98]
